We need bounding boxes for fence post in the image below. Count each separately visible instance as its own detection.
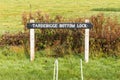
[80,59,83,80]
[30,19,35,61]
[53,59,58,80]
[85,19,89,63]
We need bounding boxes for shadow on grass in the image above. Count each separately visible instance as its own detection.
[91,8,120,12]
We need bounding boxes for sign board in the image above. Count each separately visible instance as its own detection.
[28,19,93,63]
[27,23,93,29]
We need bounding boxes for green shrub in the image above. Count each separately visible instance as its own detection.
[91,8,120,12]
[0,11,120,57]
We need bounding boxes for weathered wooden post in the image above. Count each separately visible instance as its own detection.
[85,19,90,63]
[30,19,35,61]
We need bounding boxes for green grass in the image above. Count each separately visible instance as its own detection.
[0,0,120,34]
[0,0,120,79]
[0,54,120,80]
[0,47,120,80]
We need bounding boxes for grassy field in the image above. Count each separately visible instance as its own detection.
[0,0,120,34]
[0,46,119,80]
[0,0,120,80]
[0,55,119,80]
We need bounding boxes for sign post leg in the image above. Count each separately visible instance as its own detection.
[30,20,35,61]
[85,19,89,63]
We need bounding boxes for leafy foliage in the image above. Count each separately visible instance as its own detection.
[0,11,120,57]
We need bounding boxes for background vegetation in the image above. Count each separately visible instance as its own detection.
[1,0,120,34]
[0,12,120,57]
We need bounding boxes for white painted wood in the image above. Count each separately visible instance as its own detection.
[53,59,58,80]
[80,59,83,80]
[85,19,90,63]
[56,59,58,80]
[29,19,90,62]
[30,19,35,61]
[53,60,56,80]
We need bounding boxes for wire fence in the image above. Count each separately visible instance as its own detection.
[37,59,83,80]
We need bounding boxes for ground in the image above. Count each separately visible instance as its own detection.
[0,55,120,80]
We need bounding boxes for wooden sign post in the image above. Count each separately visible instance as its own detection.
[85,19,90,63]
[30,19,35,61]
[27,19,93,62]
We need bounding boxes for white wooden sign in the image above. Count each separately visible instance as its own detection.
[27,19,93,62]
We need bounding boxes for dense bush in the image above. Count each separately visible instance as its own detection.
[0,32,29,46]
[90,14,120,56]
[0,11,120,57]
